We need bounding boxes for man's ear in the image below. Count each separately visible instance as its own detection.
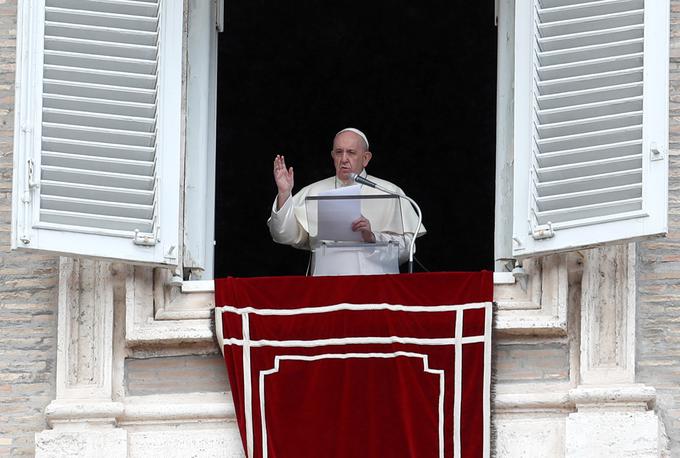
[362,150,372,167]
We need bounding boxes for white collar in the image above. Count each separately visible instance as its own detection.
[335,169,367,188]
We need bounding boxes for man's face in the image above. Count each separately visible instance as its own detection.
[331,131,372,182]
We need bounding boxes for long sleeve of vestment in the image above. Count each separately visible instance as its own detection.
[267,194,309,249]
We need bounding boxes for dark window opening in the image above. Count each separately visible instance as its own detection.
[214,1,497,277]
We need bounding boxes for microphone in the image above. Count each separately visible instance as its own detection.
[349,172,423,274]
[349,172,378,188]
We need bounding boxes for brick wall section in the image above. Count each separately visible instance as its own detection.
[0,1,59,456]
[636,1,680,454]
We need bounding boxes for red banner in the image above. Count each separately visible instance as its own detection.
[215,272,493,458]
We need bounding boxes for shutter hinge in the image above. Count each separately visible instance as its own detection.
[19,158,39,244]
[531,222,554,240]
[22,159,38,204]
[133,228,158,246]
[164,245,177,261]
[27,159,38,188]
[650,141,665,161]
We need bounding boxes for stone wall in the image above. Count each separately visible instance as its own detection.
[0,1,59,456]
[125,354,227,396]
[636,2,680,453]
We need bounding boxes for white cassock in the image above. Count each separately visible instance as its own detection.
[268,170,426,275]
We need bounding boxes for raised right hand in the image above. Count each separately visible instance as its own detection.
[273,155,294,209]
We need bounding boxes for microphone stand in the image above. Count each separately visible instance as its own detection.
[350,173,423,273]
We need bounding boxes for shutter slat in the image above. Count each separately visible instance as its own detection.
[536,140,642,168]
[536,82,642,110]
[42,151,154,176]
[44,65,156,90]
[45,21,157,46]
[43,108,155,133]
[45,0,159,18]
[536,125,642,154]
[535,153,642,182]
[537,111,641,139]
[42,137,155,162]
[41,180,154,205]
[538,0,643,23]
[538,68,642,96]
[536,183,642,211]
[535,198,642,224]
[538,24,644,52]
[40,209,154,233]
[538,38,643,67]
[538,53,643,81]
[45,50,156,74]
[540,0,613,8]
[41,165,154,190]
[42,123,155,147]
[44,36,157,60]
[537,96,642,124]
[537,9,643,38]
[43,94,156,118]
[45,7,158,32]
[41,195,153,219]
[535,169,642,196]
[43,80,156,103]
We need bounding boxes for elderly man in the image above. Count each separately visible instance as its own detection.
[268,128,425,273]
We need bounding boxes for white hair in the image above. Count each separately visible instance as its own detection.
[335,127,369,150]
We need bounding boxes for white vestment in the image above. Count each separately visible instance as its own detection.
[268,171,426,274]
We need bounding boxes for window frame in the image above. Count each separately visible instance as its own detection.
[182,0,219,279]
[142,0,590,341]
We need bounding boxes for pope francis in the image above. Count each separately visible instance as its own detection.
[267,128,426,275]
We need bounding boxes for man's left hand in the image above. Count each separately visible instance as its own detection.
[352,216,376,243]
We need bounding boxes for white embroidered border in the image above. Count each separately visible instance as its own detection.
[217,301,489,316]
[220,335,485,347]
[483,299,493,458]
[216,301,493,458]
[242,313,254,458]
[453,307,463,458]
[259,352,445,458]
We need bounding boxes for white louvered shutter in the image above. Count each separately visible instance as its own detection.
[512,0,669,257]
[12,0,182,265]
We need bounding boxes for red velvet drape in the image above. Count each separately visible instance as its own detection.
[216,272,492,458]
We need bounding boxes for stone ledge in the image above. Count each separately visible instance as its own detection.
[494,315,568,336]
[121,393,235,425]
[44,393,236,428]
[494,390,573,413]
[45,401,124,428]
[494,383,658,413]
[569,384,656,410]
[125,319,215,346]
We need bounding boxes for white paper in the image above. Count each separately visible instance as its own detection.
[316,185,363,242]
